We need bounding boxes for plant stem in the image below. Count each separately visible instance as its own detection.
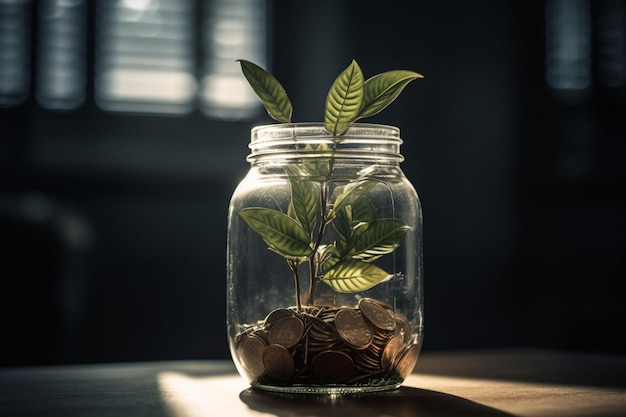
[307,258,319,306]
[307,181,331,305]
[288,260,302,311]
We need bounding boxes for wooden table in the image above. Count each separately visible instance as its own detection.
[1,349,625,417]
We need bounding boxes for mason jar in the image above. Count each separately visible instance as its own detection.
[226,123,423,394]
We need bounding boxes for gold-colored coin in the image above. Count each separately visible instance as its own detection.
[236,334,266,377]
[359,298,396,331]
[262,344,294,381]
[334,308,373,349]
[268,316,304,349]
[394,344,419,380]
[311,350,354,382]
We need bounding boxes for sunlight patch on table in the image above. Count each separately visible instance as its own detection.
[158,372,273,417]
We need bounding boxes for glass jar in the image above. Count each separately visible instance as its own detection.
[227,123,423,394]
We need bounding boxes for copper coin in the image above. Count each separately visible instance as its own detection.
[264,308,294,325]
[395,315,411,343]
[262,344,294,381]
[334,308,373,349]
[381,334,404,371]
[307,324,339,350]
[359,298,396,331]
[311,350,354,382]
[308,315,337,336]
[352,348,381,372]
[236,334,266,377]
[268,316,304,348]
[394,344,419,380]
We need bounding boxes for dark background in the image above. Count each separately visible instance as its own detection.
[1,0,625,366]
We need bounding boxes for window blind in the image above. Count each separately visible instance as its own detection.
[545,0,592,90]
[36,0,87,110]
[95,0,197,114]
[0,0,31,107]
[200,0,266,119]
[0,0,268,118]
[596,0,625,88]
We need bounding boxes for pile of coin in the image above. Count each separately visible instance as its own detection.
[235,298,419,386]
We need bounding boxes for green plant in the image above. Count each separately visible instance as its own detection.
[238,59,422,310]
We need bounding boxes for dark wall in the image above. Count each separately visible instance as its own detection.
[1,0,624,366]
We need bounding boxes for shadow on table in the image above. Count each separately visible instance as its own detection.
[239,386,515,417]
[414,349,626,389]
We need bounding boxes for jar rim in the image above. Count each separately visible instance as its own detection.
[248,123,405,163]
[251,122,401,143]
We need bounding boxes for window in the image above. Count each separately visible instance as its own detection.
[546,0,625,91]
[0,0,31,107]
[95,0,196,114]
[0,0,267,119]
[545,0,592,90]
[37,0,87,110]
[200,0,267,119]
[596,0,625,88]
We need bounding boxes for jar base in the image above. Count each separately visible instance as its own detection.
[250,380,402,395]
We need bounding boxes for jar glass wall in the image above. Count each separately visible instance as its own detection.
[226,123,423,394]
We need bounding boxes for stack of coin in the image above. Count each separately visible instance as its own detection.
[351,299,396,375]
[303,315,342,352]
[234,298,418,386]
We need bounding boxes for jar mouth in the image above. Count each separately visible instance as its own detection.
[249,123,404,163]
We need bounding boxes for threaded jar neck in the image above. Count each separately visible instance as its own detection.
[248,123,404,164]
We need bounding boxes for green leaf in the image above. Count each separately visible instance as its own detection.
[347,219,411,262]
[333,197,376,242]
[350,197,376,223]
[301,143,334,180]
[238,208,313,258]
[322,260,392,293]
[318,244,341,270]
[324,60,364,136]
[302,158,333,181]
[333,204,352,238]
[238,60,293,123]
[329,179,378,220]
[285,166,318,236]
[336,220,369,257]
[357,70,423,119]
[333,197,376,236]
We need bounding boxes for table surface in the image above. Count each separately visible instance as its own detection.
[1,349,625,417]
